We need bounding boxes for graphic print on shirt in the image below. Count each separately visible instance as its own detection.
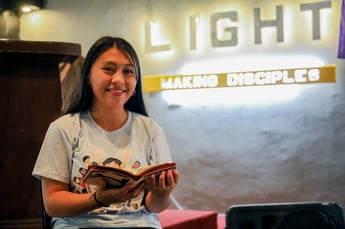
[72,148,145,213]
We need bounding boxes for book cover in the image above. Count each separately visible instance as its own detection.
[82,162,176,188]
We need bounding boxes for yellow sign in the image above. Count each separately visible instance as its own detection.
[143,65,336,92]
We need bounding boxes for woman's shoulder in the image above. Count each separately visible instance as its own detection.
[46,113,83,143]
[48,113,83,134]
[131,112,155,123]
[130,112,163,130]
[52,113,80,125]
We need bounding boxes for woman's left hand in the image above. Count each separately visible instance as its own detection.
[147,169,179,194]
[144,169,180,212]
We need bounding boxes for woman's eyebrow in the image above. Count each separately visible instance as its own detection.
[123,63,135,67]
[103,61,134,67]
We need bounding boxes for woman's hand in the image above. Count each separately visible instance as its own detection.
[144,169,180,212]
[94,179,146,207]
[42,177,146,217]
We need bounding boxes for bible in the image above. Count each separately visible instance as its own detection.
[82,162,176,188]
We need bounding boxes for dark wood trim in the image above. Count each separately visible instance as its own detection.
[0,218,42,229]
[0,40,81,56]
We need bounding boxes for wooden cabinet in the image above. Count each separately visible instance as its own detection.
[0,40,81,228]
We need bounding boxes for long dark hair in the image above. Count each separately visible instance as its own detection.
[63,36,148,116]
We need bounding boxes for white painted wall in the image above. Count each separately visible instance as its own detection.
[17,0,345,213]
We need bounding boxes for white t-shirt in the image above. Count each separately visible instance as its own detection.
[32,111,173,228]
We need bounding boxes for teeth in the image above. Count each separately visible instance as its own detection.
[108,89,126,93]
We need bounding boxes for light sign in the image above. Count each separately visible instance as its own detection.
[143,65,335,92]
[143,1,333,54]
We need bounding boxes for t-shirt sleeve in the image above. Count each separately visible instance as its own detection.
[149,120,173,164]
[32,119,74,184]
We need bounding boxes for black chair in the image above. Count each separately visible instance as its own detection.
[225,201,345,229]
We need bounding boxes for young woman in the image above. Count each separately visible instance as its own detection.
[32,36,179,229]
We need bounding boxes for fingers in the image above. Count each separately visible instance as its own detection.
[165,170,174,187]
[157,171,167,188]
[149,169,179,190]
[172,169,180,185]
[96,181,146,205]
[164,169,179,187]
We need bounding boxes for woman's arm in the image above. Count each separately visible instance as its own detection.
[41,177,145,217]
[42,178,97,217]
[144,169,180,213]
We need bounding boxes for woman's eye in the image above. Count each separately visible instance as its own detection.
[102,67,114,74]
[124,69,135,76]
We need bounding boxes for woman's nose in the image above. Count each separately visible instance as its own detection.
[111,72,124,83]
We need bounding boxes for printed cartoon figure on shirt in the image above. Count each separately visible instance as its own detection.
[82,151,103,167]
[79,167,87,176]
[103,157,121,168]
[73,176,88,193]
[72,167,87,193]
[81,152,103,193]
[82,155,98,167]
[132,160,140,170]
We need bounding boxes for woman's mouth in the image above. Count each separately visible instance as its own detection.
[107,88,127,95]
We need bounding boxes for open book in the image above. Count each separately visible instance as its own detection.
[82,162,176,188]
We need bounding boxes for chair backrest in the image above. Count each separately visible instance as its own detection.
[39,181,52,229]
[226,201,345,229]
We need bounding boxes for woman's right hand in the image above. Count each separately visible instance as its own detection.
[93,180,146,207]
[42,178,146,217]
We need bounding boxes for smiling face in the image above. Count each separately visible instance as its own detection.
[89,46,137,112]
